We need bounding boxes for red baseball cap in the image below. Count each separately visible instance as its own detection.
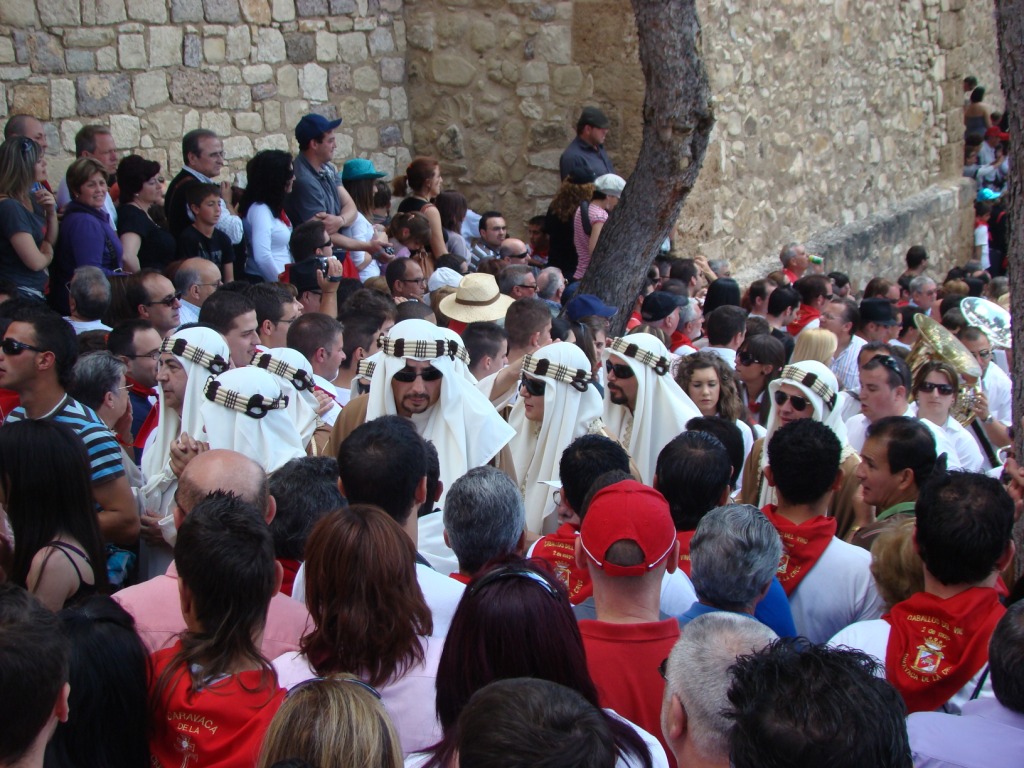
[579,480,676,577]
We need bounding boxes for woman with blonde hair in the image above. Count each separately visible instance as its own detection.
[392,156,447,259]
[258,675,402,768]
[0,136,57,299]
[273,504,441,756]
[869,519,924,608]
[790,327,838,366]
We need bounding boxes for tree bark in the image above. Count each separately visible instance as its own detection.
[994,0,1023,575]
[576,0,715,337]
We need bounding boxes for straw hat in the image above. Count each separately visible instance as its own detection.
[438,273,515,323]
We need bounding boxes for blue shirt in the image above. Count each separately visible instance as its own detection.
[559,136,614,180]
[677,578,797,638]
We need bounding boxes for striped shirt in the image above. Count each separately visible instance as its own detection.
[6,395,125,485]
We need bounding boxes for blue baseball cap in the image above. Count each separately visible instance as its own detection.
[566,294,616,322]
[296,113,343,145]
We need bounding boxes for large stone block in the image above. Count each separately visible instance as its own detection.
[50,80,77,119]
[381,57,404,84]
[390,87,407,120]
[379,124,402,147]
[368,27,395,56]
[366,97,389,121]
[353,65,379,92]
[300,62,329,100]
[285,32,316,63]
[23,32,65,75]
[272,0,296,21]
[169,69,220,107]
[256,28,287,62]
[226,26,252,60]
[277,64,300,97]
[0,0,36,27]
[39,0,80,26]
[95,47,118,71]
[0,66,32,81]
[204,0,241,21]
[251,82,278,101]
[240,0,271,22]
[337,32,369,62]
[118,34,148,70]
[234,111,263,132]
[329,0,357,12]
[64,29,116,49]
[205,37,227,63]
[316,31,338,62]
[149,27,184,68]
[134,71,170,108]
[60,121,84,151]
[183,34,202,67]
[534,26,571,65]
[201,111,233,137]
[110,115,141,148]
[171,0,203,21]
[220,84,253,109]
[66,50,97,72]
[126,0,168,22]
[255,133,290,152]
[76,74,131,116]
[94,0,128,23]
[243,64,274,83]
[329,64,353,92]
[432,54,476,86]
[296,0,328,14]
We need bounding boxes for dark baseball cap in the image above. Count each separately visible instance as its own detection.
[640,291,688,322]
[566,294,616,322]
[296,113,343,145]
[578,106,610,130]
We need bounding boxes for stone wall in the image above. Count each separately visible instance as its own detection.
[0,0,413,184]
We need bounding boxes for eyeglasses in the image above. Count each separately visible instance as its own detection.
[145,291,183,307]
[1,338,46,356]
[736,350,762,366]
[519,375,546,397]
[392,366,443,383]
[196,280,223,288]
[918,381,955,396]
[519,282,538,292]
[320,241,334,249]
[774,390,811,412]
[399,277,427,285]
[553,489,563,507]
[467,565,560,599]
[605,360,636,379]
[124,349,161,361]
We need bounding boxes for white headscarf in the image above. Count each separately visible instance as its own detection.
[508,343,605,535]
[757,359,853,507]
[366,319,516,501]
[249,347,320,447]
[602,333,702,484]
[200,367,306,474]
[140,327,231,487]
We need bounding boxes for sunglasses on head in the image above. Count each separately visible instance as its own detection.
[520,375,545,397]
[605,360,635,379]
[146,291,183,307]
[392,366,443,383]
[918,381,955,396]
[774,390,811,412]
[1,338,46,356]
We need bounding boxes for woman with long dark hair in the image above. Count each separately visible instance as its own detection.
[0,420,108,611]
[734,333,786,431]
[0,137,57,299]
[340,157,389,281]
[46,596,150,768]
[117,154,175,271]
[241,150,294,281]
[434,190,470,262]
[414,559,661,768]
[273,504,440,756]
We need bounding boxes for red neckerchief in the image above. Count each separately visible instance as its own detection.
[449,572,472,585]
[280,210,291,227]
[277,558,301,596]
[126,376,156,399]
[676,530,696,577]
[670,330,693,352]
[0,389,21,424]
[133,402,159,449]
[787,304,821,336]
[783,268,798,285]
[532,523,592,604]
[761,504,836,595]
[884,587,1004,713]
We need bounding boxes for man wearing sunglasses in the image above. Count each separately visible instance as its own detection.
[0,310,139,546]
[327,319,516,508]
[126,270,181,339]
[960,326,1012,460]
[846,355,961,469]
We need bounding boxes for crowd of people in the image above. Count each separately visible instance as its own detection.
[0,102,1020,768]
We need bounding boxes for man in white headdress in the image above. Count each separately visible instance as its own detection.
[602,333,702,484]
[327,319,517,499]
[250,347,330,455]
[200,367,306,474]
[508,343,606,536]
[138,326,232,579]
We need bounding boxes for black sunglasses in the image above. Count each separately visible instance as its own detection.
[146,291,183,307]
[918,381,955,396]
[737,350,762,366]
[605,360,636,379]
[520,375,545,397]
[393,366,443,383]
[774,390,810,412]
[1,338,46,356]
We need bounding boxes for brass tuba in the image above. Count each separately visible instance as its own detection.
[961,297,1012,349]
[906,314,982,426]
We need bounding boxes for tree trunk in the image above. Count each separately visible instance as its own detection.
[994,0,1023,573]
[576,0,715,337]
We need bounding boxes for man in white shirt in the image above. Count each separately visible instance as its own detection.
[704,306,747,369]
[55,125,119,225]
[961,326,1012,456]
[165,129,244,245]
[286,312,346,427]
[63,266,112,334]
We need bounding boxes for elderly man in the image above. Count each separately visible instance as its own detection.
[165,129,244,245]
[443,466,526,583]
[498,238,531,267]
[661,613,777,768]
[603,333,701,484]
[55,125,119,223]
[327,319,516,502]
[779,242,809,284]
[172,257,223,326]
[63,266,111,333]
[115,450,312,657]
[497,264,538,300]
[536,267,564,314]
[909,275,938,313]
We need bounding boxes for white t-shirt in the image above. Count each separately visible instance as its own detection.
[659,568,699,617]
[787,537,885,643]
[974,223,990,270]
[244,202,292,281]
[909,405,985,473]
[983,363,1012,426]
[846,411,963,470]
[829,619,994,714]
[345,211,381,282]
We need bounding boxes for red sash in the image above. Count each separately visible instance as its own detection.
[883,587,1004,713]
[676,530,696,577]
[787,305,821,336]
[761,505,836,595]
[532,523,591,604]
[449,572,471,585]
[133,402,159,450]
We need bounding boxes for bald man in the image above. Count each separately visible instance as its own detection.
[113,450,307,654]
[173,257,225,326]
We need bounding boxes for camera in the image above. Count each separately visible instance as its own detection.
[316,255,343,282]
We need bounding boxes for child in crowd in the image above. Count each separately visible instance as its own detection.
[176,183,235,281]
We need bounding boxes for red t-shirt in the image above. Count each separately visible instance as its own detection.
[531,523,592,604]
[149,641,285,768]
[579,618,681,768]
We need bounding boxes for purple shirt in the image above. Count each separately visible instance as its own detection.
[908,698,1024,767]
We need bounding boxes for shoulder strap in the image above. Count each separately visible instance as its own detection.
[580,201,593,236]
[40,541,90,584]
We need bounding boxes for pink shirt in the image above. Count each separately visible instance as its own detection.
[572,203,608,280]
[113,562,312,658]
